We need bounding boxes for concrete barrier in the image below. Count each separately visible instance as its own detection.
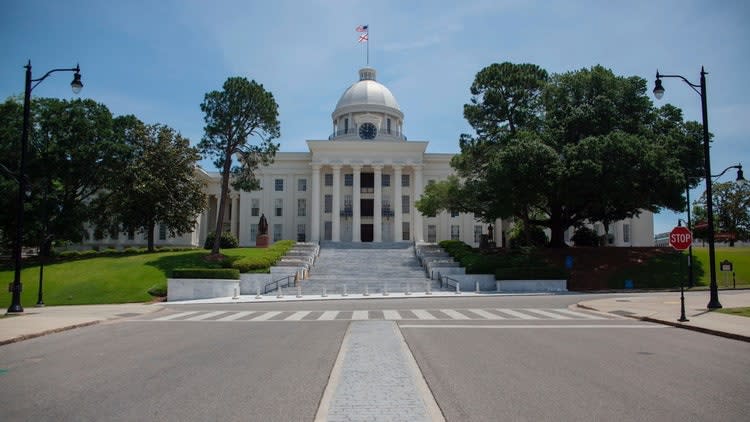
[496,280,567,292]
[440,274,495,291]
[240,273,271,294]
[433,266,466,280]
[167,278,239,301]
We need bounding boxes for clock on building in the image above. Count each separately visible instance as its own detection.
[358,122,377,140]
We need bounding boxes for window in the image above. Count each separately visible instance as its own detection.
[343,194,353,215]
[251,198,260,217]
[297,198,306,217]
[344,174,353,186]
[159,224,167,241]
[298,178,307,191]
[275,178,284,191]
[474,225,482,243]
[127,230,135,241]
[382,174,390,187]
[324,221,332,241]
[451,225,460,241]
[387,118,391,134]
[401,174,410,187]
[324,195,333,213]
[361,199,374,217]
[297,224,306,242]
[250,225,257,242]
[361,173,374,191]
[427,225,437,243]
[275,198,283,217]
[324,173,333,186]
[402,222,410,241]
[344,118,349,134]
[273,224,282,241]
[402,195,410,214]
[623,223,631,243]
[451,210,459,218]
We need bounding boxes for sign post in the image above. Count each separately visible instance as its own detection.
[670,226,693,322]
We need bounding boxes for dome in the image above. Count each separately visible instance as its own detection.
[333,67,402,115]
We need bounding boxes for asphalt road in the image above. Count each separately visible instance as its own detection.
[1,294,748,421]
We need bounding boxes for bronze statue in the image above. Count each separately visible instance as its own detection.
[258,213,268,235]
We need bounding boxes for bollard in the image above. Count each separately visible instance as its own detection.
[425,281,432,295]
[383,283,389,296]
[405,282,411,295]
[364,285,369,296]
[342,284,348,297]
[255,285,262,300]
[297,285,302,298]
[455,282,461,295]
[476,281,480,294]
[277,286,284,299]
[233,287,239,300]
[322,287,327,298]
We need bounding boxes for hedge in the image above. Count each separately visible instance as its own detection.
[171,268,240,279]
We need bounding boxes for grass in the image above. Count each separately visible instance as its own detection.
[715,307,750,318]
[690,247,750,288]
[0,247,277,306]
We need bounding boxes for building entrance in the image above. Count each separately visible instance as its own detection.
[361,224,374,242]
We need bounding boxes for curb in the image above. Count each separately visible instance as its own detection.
[576,303,750,343]
[0,320,101,347]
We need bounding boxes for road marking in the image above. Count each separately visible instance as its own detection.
[153,311,201,321]
[523,309,570,319]
[440,309,471,320]
[495,309,539,319]
[399,324,665,329]
[184,311,227,321]
[318,311,340,321]
[285,311,311,321]
[215,311,254,321]
[554,309,602,319]
[412,309,437,320]
[351,310,369,320]
[467,309,505,319]
[248,311,282,321]
[383,310,402,320]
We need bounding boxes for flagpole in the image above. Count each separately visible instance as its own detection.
[367,26,370,66]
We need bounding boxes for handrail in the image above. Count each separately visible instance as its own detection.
[263,275,294,294]
[441,275,459,291]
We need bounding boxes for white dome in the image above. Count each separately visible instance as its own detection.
[333,67,401,115]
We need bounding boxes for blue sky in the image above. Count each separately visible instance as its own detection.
[1,0,748,236]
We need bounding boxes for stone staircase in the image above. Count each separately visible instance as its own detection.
[295,242,440,295]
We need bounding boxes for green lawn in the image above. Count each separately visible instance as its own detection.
[0,248,273,306]
[690,247,750,287]
[715,307,750,318]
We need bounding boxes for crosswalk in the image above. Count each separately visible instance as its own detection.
[141,308,612,323]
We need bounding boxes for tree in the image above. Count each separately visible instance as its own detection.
[418,63,702,247]
[693,181,750,246]
[93,116,206,251]
[199,77,280,256]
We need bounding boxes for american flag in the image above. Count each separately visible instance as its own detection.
[356,25,368,32]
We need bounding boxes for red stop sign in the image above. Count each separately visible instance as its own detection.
[669,226,693,250]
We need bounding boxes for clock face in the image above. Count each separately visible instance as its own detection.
[358,122,377,140]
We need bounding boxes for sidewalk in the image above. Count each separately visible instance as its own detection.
[578,290,750,342]
[0,303,165,346]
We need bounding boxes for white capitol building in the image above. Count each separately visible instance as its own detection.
[95,66,655,248]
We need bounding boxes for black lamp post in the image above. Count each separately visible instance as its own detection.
[653,66,722,309]
[7,60,82,314]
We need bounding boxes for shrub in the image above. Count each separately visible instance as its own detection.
[572,227,600,247]
[509,223,548,249]
[171,268,240,279]
[203,231,239,249]
[147,282,168,297]
[232,256,273,272]
[58,250,81,259]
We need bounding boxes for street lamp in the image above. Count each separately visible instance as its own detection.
[653,67,722,309]
[7,60,83,314]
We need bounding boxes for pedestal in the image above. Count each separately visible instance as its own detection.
[256,234,269,248]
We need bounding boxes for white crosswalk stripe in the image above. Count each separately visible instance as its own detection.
[143,308,607,322]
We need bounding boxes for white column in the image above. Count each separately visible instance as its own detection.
[332,165,341,242]
[373,165,383,242]
[393,165,402,241]
[311,164,321,242]
[413,165,424,242]
[352,164,361,242]
[230,195,239,238]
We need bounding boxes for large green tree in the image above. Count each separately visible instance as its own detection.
[93,116,206,251]
[417,63,702,247]
[199,77,280,256]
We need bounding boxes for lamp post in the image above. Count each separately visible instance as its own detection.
[7,60,82,314]
[653,67,723,309]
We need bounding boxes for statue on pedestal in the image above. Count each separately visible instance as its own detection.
[256,213,269,248]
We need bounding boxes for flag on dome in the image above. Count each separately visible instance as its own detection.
[356,25,368,32]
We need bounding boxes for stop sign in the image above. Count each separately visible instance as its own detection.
[669,226,693,250]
